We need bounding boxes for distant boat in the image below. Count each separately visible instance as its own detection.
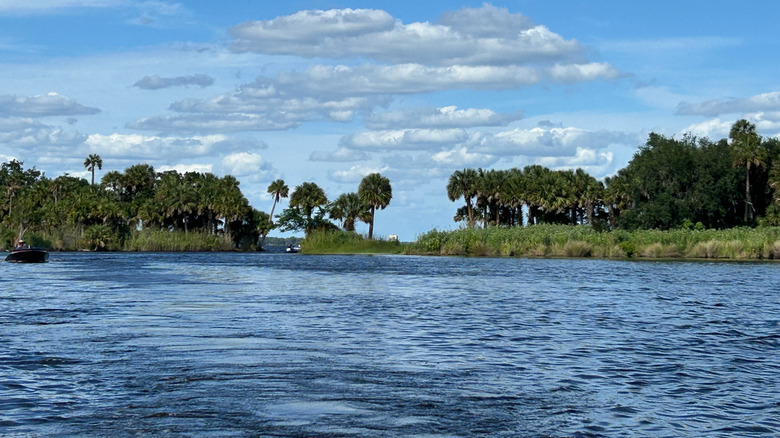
[6,247,49,263]
[286,244,300,253]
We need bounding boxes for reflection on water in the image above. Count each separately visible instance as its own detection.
[1,253,779,437]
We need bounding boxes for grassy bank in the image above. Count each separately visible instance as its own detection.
[406,225,780,260]
[123,230,235,251]
[301,230,405,254]
[3,227,236,252]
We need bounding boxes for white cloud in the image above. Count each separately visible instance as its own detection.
[677,91,780,117]
[309,147,369,162]
[682,118,732,139]
[548,62,620,83]
[221,151,270,177]
[537,147,613,169]
[365,105,523,130]
[0,117,86,147]
[342,128,468,151]
[127,113,301,134]
[431,146,497,168]
[157,163,213,174]
[329,164,388,183]
[133,74,215,90]
[0,92,100,117]
[229,6,583,67]
[478,126,637,157]
[85,133,240,159]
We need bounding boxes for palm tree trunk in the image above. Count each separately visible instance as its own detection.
[745,165,751,223]
[368,206,375,239]
[466,199,474,228]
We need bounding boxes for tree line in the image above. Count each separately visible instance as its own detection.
[448,120,780,231]
[0,156,392,250]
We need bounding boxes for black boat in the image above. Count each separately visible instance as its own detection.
[6,247,49,263]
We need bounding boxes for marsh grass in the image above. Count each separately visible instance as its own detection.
[302,230,405,254]
[124,230,234,252]
[408,225,780,260]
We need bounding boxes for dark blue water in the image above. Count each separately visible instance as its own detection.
[1,253,778,437]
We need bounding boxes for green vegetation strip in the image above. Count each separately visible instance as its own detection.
[407,224,780,260]
[301,230,405,255]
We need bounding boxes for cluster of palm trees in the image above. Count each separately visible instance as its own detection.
[0,157,267,248]
[265,173,393,239]
[447,166,605,228]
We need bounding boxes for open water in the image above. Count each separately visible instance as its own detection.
[0,252,778,437]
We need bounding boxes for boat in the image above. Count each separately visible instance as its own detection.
[6,247,49,263]
[286,244,300,253]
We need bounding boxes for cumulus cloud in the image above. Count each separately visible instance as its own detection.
[365,105,523,130]
[0,117,86,147]
[85,133,243,159]
[309,147,369,162]
[328,164,388,183]
[229,5,583,67]
[342,128,468,151]
[130,81,390,134]
[127,113,300,134]
[133,74,215,90]
[0,92,100,117]
[676,91,780,117]
[221,152,272,177]
[430,146,497,168]
[477,126,637,157]
[131,5,617,135]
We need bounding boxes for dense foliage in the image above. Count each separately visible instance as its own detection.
[0,160,265,250]
[448,120,780,231]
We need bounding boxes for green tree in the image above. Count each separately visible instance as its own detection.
[358,173,392,239]
[330,192,369,231]
[289,182,328,229]
[267,179,289,224]
[729,119,766,223]
[84,154,103,186]
[447,168,478,228]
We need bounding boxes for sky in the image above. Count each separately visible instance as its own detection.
[1,1,779,241]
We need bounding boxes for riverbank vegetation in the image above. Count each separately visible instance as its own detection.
[0,156,394,251]
[301,229,404,254]
[446,120,780,231]
[407,225,780,259]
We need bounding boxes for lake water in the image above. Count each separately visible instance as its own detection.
[1,253,778,437]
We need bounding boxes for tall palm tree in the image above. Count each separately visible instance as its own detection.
[267,179,289,225]
[84,154,102,186]
[358,173,392,239]
[729,119,766,222]
[446,168,478,228]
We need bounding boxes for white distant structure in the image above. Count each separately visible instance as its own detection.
[388,234,399,242]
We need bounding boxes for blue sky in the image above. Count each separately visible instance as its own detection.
[1,1,779,240]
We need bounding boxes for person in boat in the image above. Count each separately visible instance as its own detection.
[15,240,28,250]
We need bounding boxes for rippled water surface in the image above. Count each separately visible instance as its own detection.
[1,253,779,437]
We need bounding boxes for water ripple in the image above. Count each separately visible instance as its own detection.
[0,253,778,437]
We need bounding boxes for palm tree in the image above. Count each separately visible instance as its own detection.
[267,179,289,225]
[84,154,103,186]
[289,182,328,232]
[729,119,766,222]
[358,173,392,239]
[330,192,368,231]
[446,168,478,228]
